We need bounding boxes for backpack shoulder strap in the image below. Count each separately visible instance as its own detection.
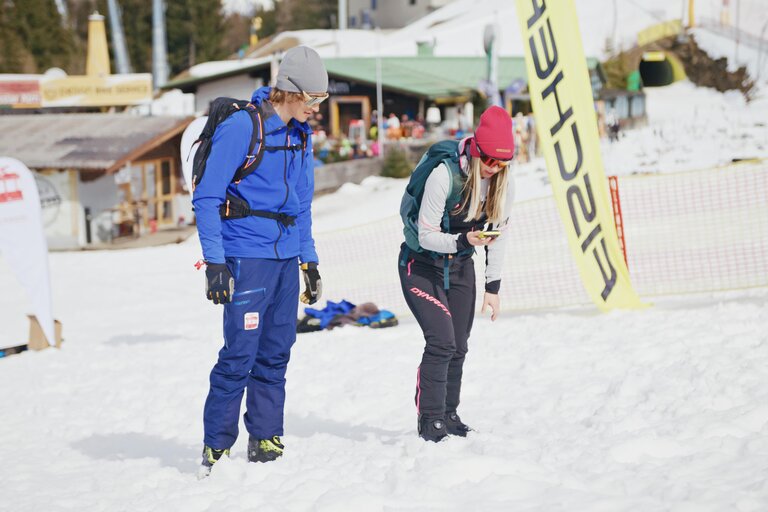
[421,140,462,230]
[443,157,464,210]
[232,104,265,183]
[440,156,465,233]
[300,131,308,163]
[234,116,310,183]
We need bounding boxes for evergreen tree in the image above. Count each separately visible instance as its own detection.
[22,0,76,71]
[603,52,632,90]
[220,12,252,57]
[165,0,194,72]
[182,0,226,69]
[254,6,277,41]
[0,2,28,72]
[95,0,226,76]
[119,0,152,73]
[3,0,348,77]
[275,0,338,32]
[380,148,414,179]
[1,0,76,73]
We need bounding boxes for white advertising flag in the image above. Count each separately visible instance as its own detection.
[0,157,56,346]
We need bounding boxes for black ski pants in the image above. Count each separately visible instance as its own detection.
[398,245,476,421]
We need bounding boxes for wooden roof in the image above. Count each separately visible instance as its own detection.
[0,114,192,173]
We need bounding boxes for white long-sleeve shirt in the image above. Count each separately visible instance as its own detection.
[417,162,514,287]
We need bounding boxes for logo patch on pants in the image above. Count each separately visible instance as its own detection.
[244,312,260,330]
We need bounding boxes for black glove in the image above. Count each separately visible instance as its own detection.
[205,263,234,304]
[300,262,322,305]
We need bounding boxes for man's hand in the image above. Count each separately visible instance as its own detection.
[205,263,234,304]
[300,262,322,305]
[481,292,500,321]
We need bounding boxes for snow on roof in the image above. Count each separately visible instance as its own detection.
[236,0,744,63]
[382,0,518,57]
[248,29,390,59]
[176,0,767,86]
[188,56,272,78]
[382,0,762,59]
[256,0,766,61]
[0,74,44,81]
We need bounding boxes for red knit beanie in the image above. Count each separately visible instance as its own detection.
[469,106,515,160]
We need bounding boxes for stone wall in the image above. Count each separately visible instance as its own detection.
[314,158,383,193]
[313,141,433,193]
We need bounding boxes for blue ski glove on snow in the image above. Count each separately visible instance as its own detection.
[300,262,322,305]
[205,263,234,304]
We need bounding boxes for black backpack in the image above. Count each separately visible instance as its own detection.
[190,97,266,191]
[190,97,307,226]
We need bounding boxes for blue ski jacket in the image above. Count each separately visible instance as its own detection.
[192,87,318,265]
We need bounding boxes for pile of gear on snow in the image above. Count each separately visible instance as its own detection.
[297,300,398,333]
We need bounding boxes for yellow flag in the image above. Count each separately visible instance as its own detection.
[514,0,645,310]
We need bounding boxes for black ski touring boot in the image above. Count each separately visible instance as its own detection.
[197,445,230,479]
[445,411,472,437]
[418,415,448,442]
[248,435,284,463]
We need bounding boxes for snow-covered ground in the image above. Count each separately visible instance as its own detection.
[601,81,768,177]
[2,81,768,510]
[2,256,767,511]
[486,80,768,203]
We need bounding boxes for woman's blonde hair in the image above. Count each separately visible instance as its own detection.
[455,157,509,225]
[268,88,304,105]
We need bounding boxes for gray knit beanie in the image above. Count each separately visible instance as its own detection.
[275,46,328,94]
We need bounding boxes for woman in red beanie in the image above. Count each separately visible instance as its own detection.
[398,105,516,442]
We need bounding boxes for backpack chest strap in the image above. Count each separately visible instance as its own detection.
[219,196,296,227]
[262,143,304,152]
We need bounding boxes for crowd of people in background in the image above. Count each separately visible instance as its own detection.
[363,110,428,142]
[512,112,537,163]
[305,107,558,166]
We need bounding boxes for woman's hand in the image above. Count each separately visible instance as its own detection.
[481,292,500,321]
[466,231,497,247]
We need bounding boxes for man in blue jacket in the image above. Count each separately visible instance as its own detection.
[194,46,327,477]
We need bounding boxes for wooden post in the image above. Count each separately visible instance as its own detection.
[27,315,63,351]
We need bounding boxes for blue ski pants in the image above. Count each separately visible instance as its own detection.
[203,256,299,449]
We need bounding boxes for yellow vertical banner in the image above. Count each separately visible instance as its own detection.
[514,0,645,310]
